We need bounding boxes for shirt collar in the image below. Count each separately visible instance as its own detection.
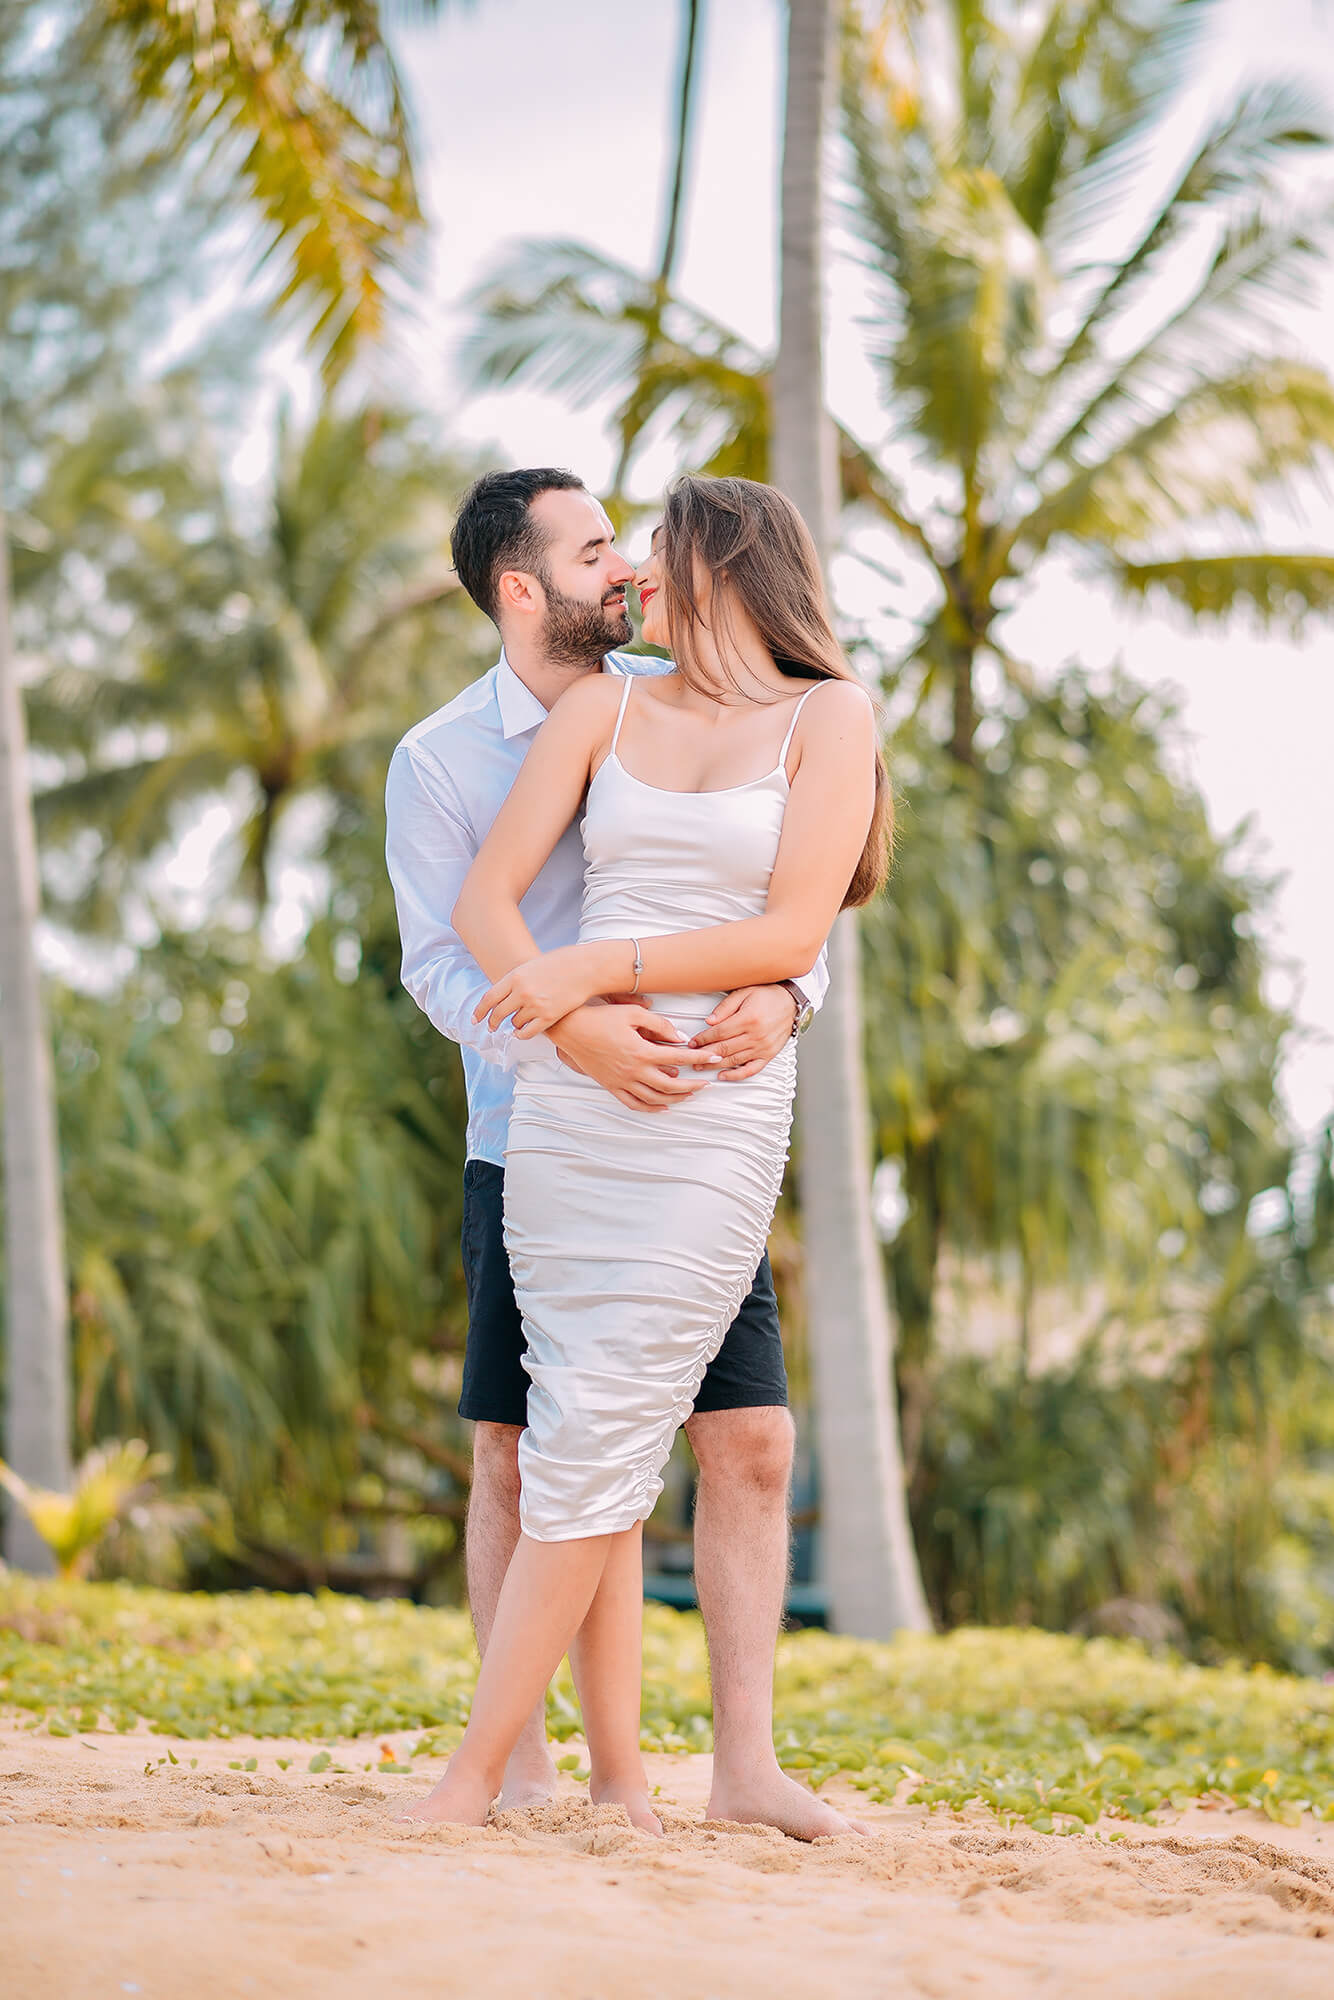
[495,649,549,739]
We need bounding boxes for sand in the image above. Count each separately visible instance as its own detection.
[3,1721,1333,1999]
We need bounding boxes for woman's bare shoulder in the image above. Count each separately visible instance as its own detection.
[798,676,877,736]
[549,670,627,711]
[543,670,631,736]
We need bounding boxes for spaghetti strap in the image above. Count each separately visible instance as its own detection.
[610,671,635,756]
[778,682,823,770]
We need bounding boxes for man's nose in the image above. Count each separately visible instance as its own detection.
[608,552,635,584]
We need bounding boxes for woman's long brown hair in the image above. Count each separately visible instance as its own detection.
[659,473,890,907]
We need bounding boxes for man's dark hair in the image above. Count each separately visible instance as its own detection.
[450,467,586,622]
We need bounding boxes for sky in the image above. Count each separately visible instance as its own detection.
[331,1,1334,1142]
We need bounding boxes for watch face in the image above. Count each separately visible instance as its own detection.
[797,1004,815,1034]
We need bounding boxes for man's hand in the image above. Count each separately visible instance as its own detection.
[552,1003,722,1112]
[688,985,797,1081]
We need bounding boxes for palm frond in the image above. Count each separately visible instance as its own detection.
[460,240,659,404]
[1043,81,1333,398]
[460,238,762,408]
[1004,0,1162,229]
[460,237,775,502]
[95,0,428,376]
[857,162,1050,477]
[838,430,947,579]
[35,747,239,855]
[1111,552,1334,631]
[840,24,938,300]
[1032,0,1238,229]
[1014,362,1334,556]
[1025,196,1334,490]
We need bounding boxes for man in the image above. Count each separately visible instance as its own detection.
[386,467,853,1839]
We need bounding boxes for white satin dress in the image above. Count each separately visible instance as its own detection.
[504,674,821,1542]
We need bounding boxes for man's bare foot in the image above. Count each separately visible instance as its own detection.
[496,1745,561,1812]
[397,1761,495,1827]
[707,1766,871,1842]
[590,1771,664,1836]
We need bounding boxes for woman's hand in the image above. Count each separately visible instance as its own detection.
[474,941,629,1037]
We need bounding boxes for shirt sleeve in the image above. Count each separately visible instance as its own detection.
[385,741,555,1071]
[789,948,829,1017]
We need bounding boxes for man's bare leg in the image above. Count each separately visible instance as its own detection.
[687,1406,866,1840]
[465,1422,559,1807]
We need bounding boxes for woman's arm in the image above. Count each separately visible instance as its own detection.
[477,681,877,1035]
[451,674,620,981]
[637,681,876,988]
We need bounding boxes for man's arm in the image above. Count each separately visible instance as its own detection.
[790,949,829,1017]
[385,740,555,1071]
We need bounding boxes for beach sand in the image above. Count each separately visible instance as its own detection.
[3,1720,1333,1998]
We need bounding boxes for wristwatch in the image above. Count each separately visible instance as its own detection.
[779,981,815,1040]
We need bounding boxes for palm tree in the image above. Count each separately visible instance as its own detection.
[860,668,1286,1470]
[836,0,1334,758]
[605,0,705,513]
[0,428,72,1572]
[26,392,487,921]
[53,900,474,1589]
[462,2,1334,667]
[773,0,929,1638]
[1,0,446,1568]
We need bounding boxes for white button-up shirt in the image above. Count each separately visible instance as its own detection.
[385,649,829,1167]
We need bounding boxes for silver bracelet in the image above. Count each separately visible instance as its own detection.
[629,938,643,994]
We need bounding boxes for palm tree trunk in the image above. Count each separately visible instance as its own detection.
[950,643,977,766]
[0,463,70,1572]
[771,0,928,1636]
[658,0,704,287]
[612,0,706,502]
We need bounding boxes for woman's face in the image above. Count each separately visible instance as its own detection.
[633,527,668,648]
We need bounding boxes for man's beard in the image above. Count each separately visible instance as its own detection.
[539,577,633,667]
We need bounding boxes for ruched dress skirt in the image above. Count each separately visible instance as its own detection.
[504,1031,795,1541]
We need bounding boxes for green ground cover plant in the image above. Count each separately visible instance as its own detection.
[4,1580,1334,1833]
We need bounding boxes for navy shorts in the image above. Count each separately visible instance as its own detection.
[457,1158,789,1427]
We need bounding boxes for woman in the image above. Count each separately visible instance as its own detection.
[403,474,889,1832]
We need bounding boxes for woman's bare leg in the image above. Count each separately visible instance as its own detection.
[401,1530,612,1825]
[568,1524,661,1834]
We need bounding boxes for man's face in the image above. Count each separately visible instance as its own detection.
[527,487,634,665]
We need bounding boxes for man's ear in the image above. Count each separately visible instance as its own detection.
[497,568,543,617]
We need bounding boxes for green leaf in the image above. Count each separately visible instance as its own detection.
[1111,553,1334,632]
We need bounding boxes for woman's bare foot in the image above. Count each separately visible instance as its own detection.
[397,1761,496,1828]
[590,1770,664,1836]
[707,1766,871,1842]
